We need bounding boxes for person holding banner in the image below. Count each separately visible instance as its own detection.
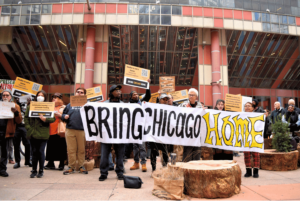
[45,93,67,171]
[179,88,202,162]
[25,90,56,178]
[99,85,125,181]
[59,88,88,175]
[243,102,260,178]
[0,89,22,177]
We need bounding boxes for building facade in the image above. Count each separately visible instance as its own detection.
[0,0,300,109]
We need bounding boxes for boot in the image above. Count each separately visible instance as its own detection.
[253,168,259,178]
[142,164,147,172]
[244,168,252,177]
[130,162,139,170]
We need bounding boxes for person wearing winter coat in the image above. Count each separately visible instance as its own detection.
[282,105,300,136]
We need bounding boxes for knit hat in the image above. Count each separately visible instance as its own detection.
[1,89,13,102]
[253,99,259,106]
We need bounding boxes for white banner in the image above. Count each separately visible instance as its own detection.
[80,102,145,144]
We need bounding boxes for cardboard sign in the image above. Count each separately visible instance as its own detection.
[86,87,103,102]
[70,96,87,107]
[225,94,243,112]
[159,76,175,93]
[0,102,15,119]
[123,64,150,89]
[29,101,55,118]
[149,93,160,103]
[169,90,189,103]
[0,79,15,93]
[12,77,43,98]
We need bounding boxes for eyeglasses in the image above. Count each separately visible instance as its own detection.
[2,94,10,97]
[188,94,196,97]
[76,91,85,94]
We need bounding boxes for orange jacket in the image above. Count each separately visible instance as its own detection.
[5,103,22,138]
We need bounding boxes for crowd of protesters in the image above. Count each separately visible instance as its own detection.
[1,83,300,181]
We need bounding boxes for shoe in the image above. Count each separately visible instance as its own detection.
[14,163,20,169]
[79,166,88,174]
[37,171,44,178]
[244,168,252,177]
[99,175,107,181]
[63,167,75,175]
[44,162,55,170]
[109,167,114,171]
[117,174,124,180]
[9,160,15,164]
[0,171,9,177]
[130,162,140,170]
[25,162,32,167]
[253,168,259,178]
[142,164,147,172]
[30,170,37,178]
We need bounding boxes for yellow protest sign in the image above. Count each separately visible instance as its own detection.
[169,90,188,103]
[124,64,150,89]
[149,93,160,103]
[159,76,175,93]
[29,101,55,118]
[86,87,103,102]
[70,96,87,107]
[12,77,43,97]
[225,94,243,112]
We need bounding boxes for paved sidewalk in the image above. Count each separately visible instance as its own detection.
[1,154,300,200]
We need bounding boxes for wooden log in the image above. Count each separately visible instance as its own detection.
[168,160,241,199]
[260,149,298,171]
[264,138,273,149]
[201,147,214,160]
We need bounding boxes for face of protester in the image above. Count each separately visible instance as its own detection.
[217,102,224,111]
[244,103,254,112]
[167,95,173,105]
[188,91,197,104]
[288,105,294,113]
[112,89,121,99]
[264,110,269,116]
[131,92,139,101]
[2,92,12,102]
[159,97,169,105]
[76,89,85,96]
[52,96,62,107]
[288,100,295,107]
[274,102,280,110]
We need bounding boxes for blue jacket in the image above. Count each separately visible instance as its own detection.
[61,103,84,130]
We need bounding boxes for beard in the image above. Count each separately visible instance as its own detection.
[2,98,9,102]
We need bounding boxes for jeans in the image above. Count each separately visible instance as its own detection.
[0,138,8,172]
[14,126,31,164]
[100,143,124,176]
[109,153,114,169]
[30,138,47,172]
[182,146,201,162]
[133,143,147,165]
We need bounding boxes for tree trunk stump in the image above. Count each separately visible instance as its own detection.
[260,149,298,171]
[264,138,273,149]
[201,147,214,160]
[168,160,241,199]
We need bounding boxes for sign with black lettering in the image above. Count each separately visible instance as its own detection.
[86,87,103,102]
[159,76,175,93]
[29,101,55,118]
[123,64,150,89]
[12,77,43,98]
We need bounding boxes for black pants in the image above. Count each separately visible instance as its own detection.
[46,134,67,167]
[14,126,31,164]
[0,137,8,172]
[149,142,170,171]
[30,138,47,172]
[100,143,125,177]
[182,146,201,162]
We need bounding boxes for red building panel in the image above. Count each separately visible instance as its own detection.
[84,14,94,23]
[84,3,95,13]
[271,97,277,106]
[198,45,203,64]
[63,4,73,13]
[229,87,246,95]
[223,9,233,18]
[94,42,103,63]
[52,4,62,14]
[193,7,202,16]
[253,88,271,96]
[199,85,205,103]
[243,11,252,21]
[214,18,223,28]
[233,10,242,19]
[223,86,229,99]
[203,8,213,17]
[106,4,117,13]
[296,17,300,26]
[182,6,193,16]
[246,88,252,96]
[117,4,127,14]
[214,8,223,18]
[205,85,213,106]
[271,89,276,96]
[276,89,293,97]
[44,85,74,94]
[95,4,105,13]
[220,46,227,65]
[102,42,108,62]
[73,4,84,13]
[293,90,297,97]
[76,42,86,62]
[204,45,211,65]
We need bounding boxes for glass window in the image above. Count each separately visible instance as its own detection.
[172,6,181,15]
[21,5,31,15]
[31,5,41,14]
[271,24,280,33]
[20,15,30,25]
[288,16,295,24]
[253,12,261,21]
[150,15,160,24]
[42,4,52,14]
[161,5,171,14]
[161,15,171,25]
[139,15,149,24]
[139,5,149,14]
[280,25,288,33]
[128,4,138,14]
[150,5,160,14]
[1,6,11,15]
[10,16,19,25]
[11,6,20,15]
[270,14,279,23]
[262,23,271,31]
[280,16,288,24]
[262,13,270,22]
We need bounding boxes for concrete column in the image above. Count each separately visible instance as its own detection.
[211,29,221,105]
[84,25,96,89]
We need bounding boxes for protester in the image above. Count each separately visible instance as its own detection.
[252,99,264,113]
[25,90,55,178]
[99,85,125,181]
[167,94,178,106]
[213,99,233,160]
[282,105,300,136]
[270,101,283,123]
[45,93,67,171]
[243,102,260,178]
[263,109,271,139]
[13,97,32,169]
[0,89,22,177]
[200,102,205,107]
[282,99,300,114]
[179,88,202,162]
[59,88,87,175]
